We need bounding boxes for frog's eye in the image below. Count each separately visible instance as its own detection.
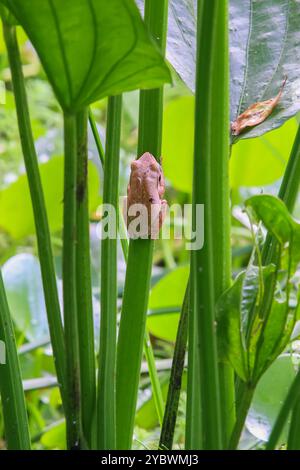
[158,174,162,183]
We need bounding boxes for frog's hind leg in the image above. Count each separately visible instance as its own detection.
[159,200,168,229]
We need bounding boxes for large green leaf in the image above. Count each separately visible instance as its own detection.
[167,0,300,139]
[0,156,100,239]
[41,420,66,450]
[246,195,300,244]
[2,253,49,341]
[217,272,248,381]
[247,355,296,443]
[217,258,297,385]
[1,0,171,110]
[252,302,295,383]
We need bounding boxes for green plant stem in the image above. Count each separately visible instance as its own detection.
[278,125,300,211]
[89,109,165,440]
[116,0,169,450]
[63,112,82,450]
[0,271,31,450]
[88,109,105,166]
[186,279,202,450]
[144,331,165,427]
[116,240,155,449]
[228,384,254,450]
[97,95,122,450]
[159,282,189,450]
[287,401,300,450]
[188,0,228,449]
[266,369,300,450]
[2,21,66,401]
[120,189,165,430]
[210,1,235,446]
[76,109,96,448]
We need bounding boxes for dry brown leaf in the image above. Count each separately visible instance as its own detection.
[231,77,287,136]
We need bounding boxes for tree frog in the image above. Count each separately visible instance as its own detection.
[124,152,167,239]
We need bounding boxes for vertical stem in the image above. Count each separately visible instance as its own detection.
[2,21,66,402]
[63,113,82,450]
[211,1,235,446]
[89,108,165,444]
[97,95,122,450]
[189,0,228,449]
[287,401,300,450]
[116,0,169,450]
[144,330,165,427]
[159,282,189,450]
[278,125,300,211]
[76,109,96,447]
[116,240,154,449]
[186,281,202,450]
[0,271,30,449]
[88,109,105,167]
[228,385,254,449]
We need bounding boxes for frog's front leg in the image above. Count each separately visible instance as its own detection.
[149,200,168,239]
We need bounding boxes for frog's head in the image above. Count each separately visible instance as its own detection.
[135,152,165,197]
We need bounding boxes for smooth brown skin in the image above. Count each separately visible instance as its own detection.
[124,152,167,238]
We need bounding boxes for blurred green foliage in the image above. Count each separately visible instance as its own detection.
[0,19,299,450]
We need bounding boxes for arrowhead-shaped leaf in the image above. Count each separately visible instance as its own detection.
[1,0,171,110]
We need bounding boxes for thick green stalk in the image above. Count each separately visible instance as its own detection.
[120,182,165,430]
[2,21,66,401]
[159,282,189,450]
[188,0,228,449]
[89,109,164,441]
[63,113,82,450]
[186,280,202,450]
[0,271,30,449]
[97,95,122,450]
[116,0,169,450]
[211,1,235,446]
[228,385,254,450]
[116,240,154,449]
[76,109,96,447]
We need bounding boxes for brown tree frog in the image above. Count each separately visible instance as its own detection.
[123,152,167,239]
